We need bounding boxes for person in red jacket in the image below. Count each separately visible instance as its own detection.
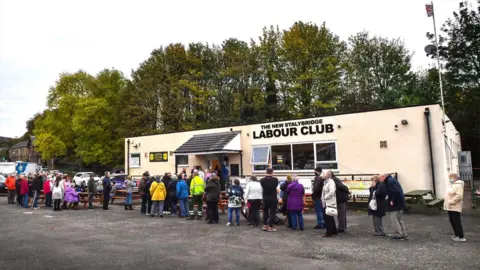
[43,176,53,208]
[5,174,17,204]
[19,175,29,208]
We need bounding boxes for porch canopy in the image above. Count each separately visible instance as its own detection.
[173,131,241,155]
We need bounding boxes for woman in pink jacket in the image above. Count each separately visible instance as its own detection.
[443,171,466,242]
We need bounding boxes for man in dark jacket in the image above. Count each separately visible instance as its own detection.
[15,176,22,206]
[102,171,112,210]
[204,173,221,224]
[312,167,324,229]
[162,173,172,214]
[139,172,149,215]
[87,174,97,209]
[332,172,350,233]
[167,174,178,216]
[260,168,279,232]
[380,174,407,239]
[32,174,43,209]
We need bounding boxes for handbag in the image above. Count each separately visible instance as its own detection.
[325,204,337,216]
[369,191,377,211]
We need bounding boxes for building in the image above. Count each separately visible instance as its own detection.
[125,104,461,198]
[8,136,41,163]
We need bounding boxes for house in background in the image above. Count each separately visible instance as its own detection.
[8,136,41,163]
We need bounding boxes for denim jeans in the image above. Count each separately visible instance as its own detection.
[124,192,133,205]
[151,200,164,216]
[23,195,29,208]
[290,211,304,230]
[228,207,241,224]
[33,192,39,208]
[314,199,324,226]
[179,198,189,217]
[45,192,52,207]
[169,197,177,215]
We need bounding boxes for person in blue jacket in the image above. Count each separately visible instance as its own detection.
[176,174,189,217]
[379,173,407,240]
[102,171,112,210]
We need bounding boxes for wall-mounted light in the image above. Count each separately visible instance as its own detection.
[247,133,250,137]
[394,125,398,131]
[401,120,408,125]
[230,128,233,131]
[337,125,341,129]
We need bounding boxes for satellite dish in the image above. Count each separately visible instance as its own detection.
[424,44,437,55]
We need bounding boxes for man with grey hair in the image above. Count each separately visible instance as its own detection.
[379,173,407,240]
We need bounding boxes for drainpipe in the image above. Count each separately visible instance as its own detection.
[239,151,244,178]
[126,139,130,175]
[424,108,436,196]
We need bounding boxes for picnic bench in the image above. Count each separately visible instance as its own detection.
[404,190,443,213]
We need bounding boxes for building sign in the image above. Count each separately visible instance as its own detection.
[149,152,168,162]
[343,180,372,196]
[253,118,334,139]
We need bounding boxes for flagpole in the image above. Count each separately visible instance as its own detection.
[431,1,446,133]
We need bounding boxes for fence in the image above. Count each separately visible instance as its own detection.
[460,169,480,189]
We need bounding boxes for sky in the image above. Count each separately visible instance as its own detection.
[0,0,467,138]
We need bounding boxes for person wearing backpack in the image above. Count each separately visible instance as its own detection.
[368,175,387,236]
[332,172,350,233]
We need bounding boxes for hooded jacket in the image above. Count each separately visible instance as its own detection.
[205,178,221,202]
[190,175,205,196]
[444,180,464,213]
[167,177,177,197]
[150,180,166,201]
[20,179,29,196]
[321,178,336,209]
[287,181,305,211]
[228,184,244,207]
[5,176,16,190]
[162,176,172,195]
[332,176,350,204]
[176,180,189,199]
[312,175,324,199]
[43,179,52,194]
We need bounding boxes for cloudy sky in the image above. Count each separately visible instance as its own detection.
[0,0,465,138]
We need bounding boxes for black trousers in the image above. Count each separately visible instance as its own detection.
[263,199,277,227]
[141,194,148,213]
[17,194,23,206]
[448,211,464,238]
[53,199,61,210]
[207,201,219,223]
[248,199,262,226]
[45,192,52,207]
[103,193,109,210]
[324,210,337,236]
[163,196,170,212]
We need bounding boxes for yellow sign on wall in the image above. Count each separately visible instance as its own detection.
[149,152,168,162]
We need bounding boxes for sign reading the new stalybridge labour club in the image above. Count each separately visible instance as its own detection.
[149,152,168,162]
[252,118,335,139]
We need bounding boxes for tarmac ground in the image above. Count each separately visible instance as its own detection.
[0,198,479,270]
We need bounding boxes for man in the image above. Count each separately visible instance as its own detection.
[312,167,325,229]
[87,174,97,209]
[379,173,407,240]
[260,168,279,232]
[162,173,172,215]
[15,176,22,206]
[139,172,151,215]
[167,174,178,216]
[32,173,43,210]
[332,172,350,233]
[5,174,17,204]
[189,170,205,220]
[102,171,112,210]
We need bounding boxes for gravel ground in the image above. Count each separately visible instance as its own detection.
[0,198,479,270]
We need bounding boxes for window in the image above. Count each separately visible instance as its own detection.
[293,144,314,170]
[271,145,291,171]
[315,142,337,170]
[130,153,140,168]
[250,146,270,164]
[176,155,188,166]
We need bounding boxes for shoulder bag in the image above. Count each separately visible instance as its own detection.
[369,190,377,211]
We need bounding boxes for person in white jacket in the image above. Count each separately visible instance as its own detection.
[444,171,466,242]
[321,170,337,237]
[52,176,65,211]
[244,176,263,227]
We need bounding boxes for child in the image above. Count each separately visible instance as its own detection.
[227,179,244,226]
[150,176,166,217]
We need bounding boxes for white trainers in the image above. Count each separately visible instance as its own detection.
[226,222,232,226]
[453,237,467,242]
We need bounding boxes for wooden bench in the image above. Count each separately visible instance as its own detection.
[426,198,444,208]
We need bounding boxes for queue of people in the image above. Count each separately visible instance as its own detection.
[3,167,467,242]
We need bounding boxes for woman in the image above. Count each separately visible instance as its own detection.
[227,179,244,226]
[124,175,134,210]
[244,176,262,227]
[280,175,293,228]
[321,170,337,237]
[52,176,64,211]
[444,171,466,242]
[149,176,166,217]
[204,173,221,224]
[43,176,53,208]
[61,175,71,209]
[286,175,305,231]
[368,175,387,236]
[64,186,80,210]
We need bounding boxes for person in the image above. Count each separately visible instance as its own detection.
[332,172,350,233]
[380,173,407,240]
[368,175,387,236]
[286,175,305,231]
[260,168,279,232]
[167,174,178,216]
[149,176,166,217]
[205,173,221,224]
[444,171,466,242]
[19,175,29,208]
[32,174,43,209]
[189,170,205,220]
[280,175,293,228]
[312,167,325,229]
[109,180,117,204]
[61,175,71,209]
[322,170,337,237]
[64,186,80,209]
[162,173,172,215]
[87,174,97,209]
[139,172,150,215]
[227,178,244,226]
[205,169,211,182]
[177,174,189,218]
[5,174,16,204]
[52,176,64,211]
[15,176,22,206]
[27,176,34,207]
[102,171,112,210]
[244,176,262,227]
[43,176,53,208]
[124,175,134,210]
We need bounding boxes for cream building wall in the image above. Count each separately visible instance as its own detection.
[125,104,457,198]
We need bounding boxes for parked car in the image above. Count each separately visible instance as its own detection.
[73,172,100,187]
[0,174,6,193]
